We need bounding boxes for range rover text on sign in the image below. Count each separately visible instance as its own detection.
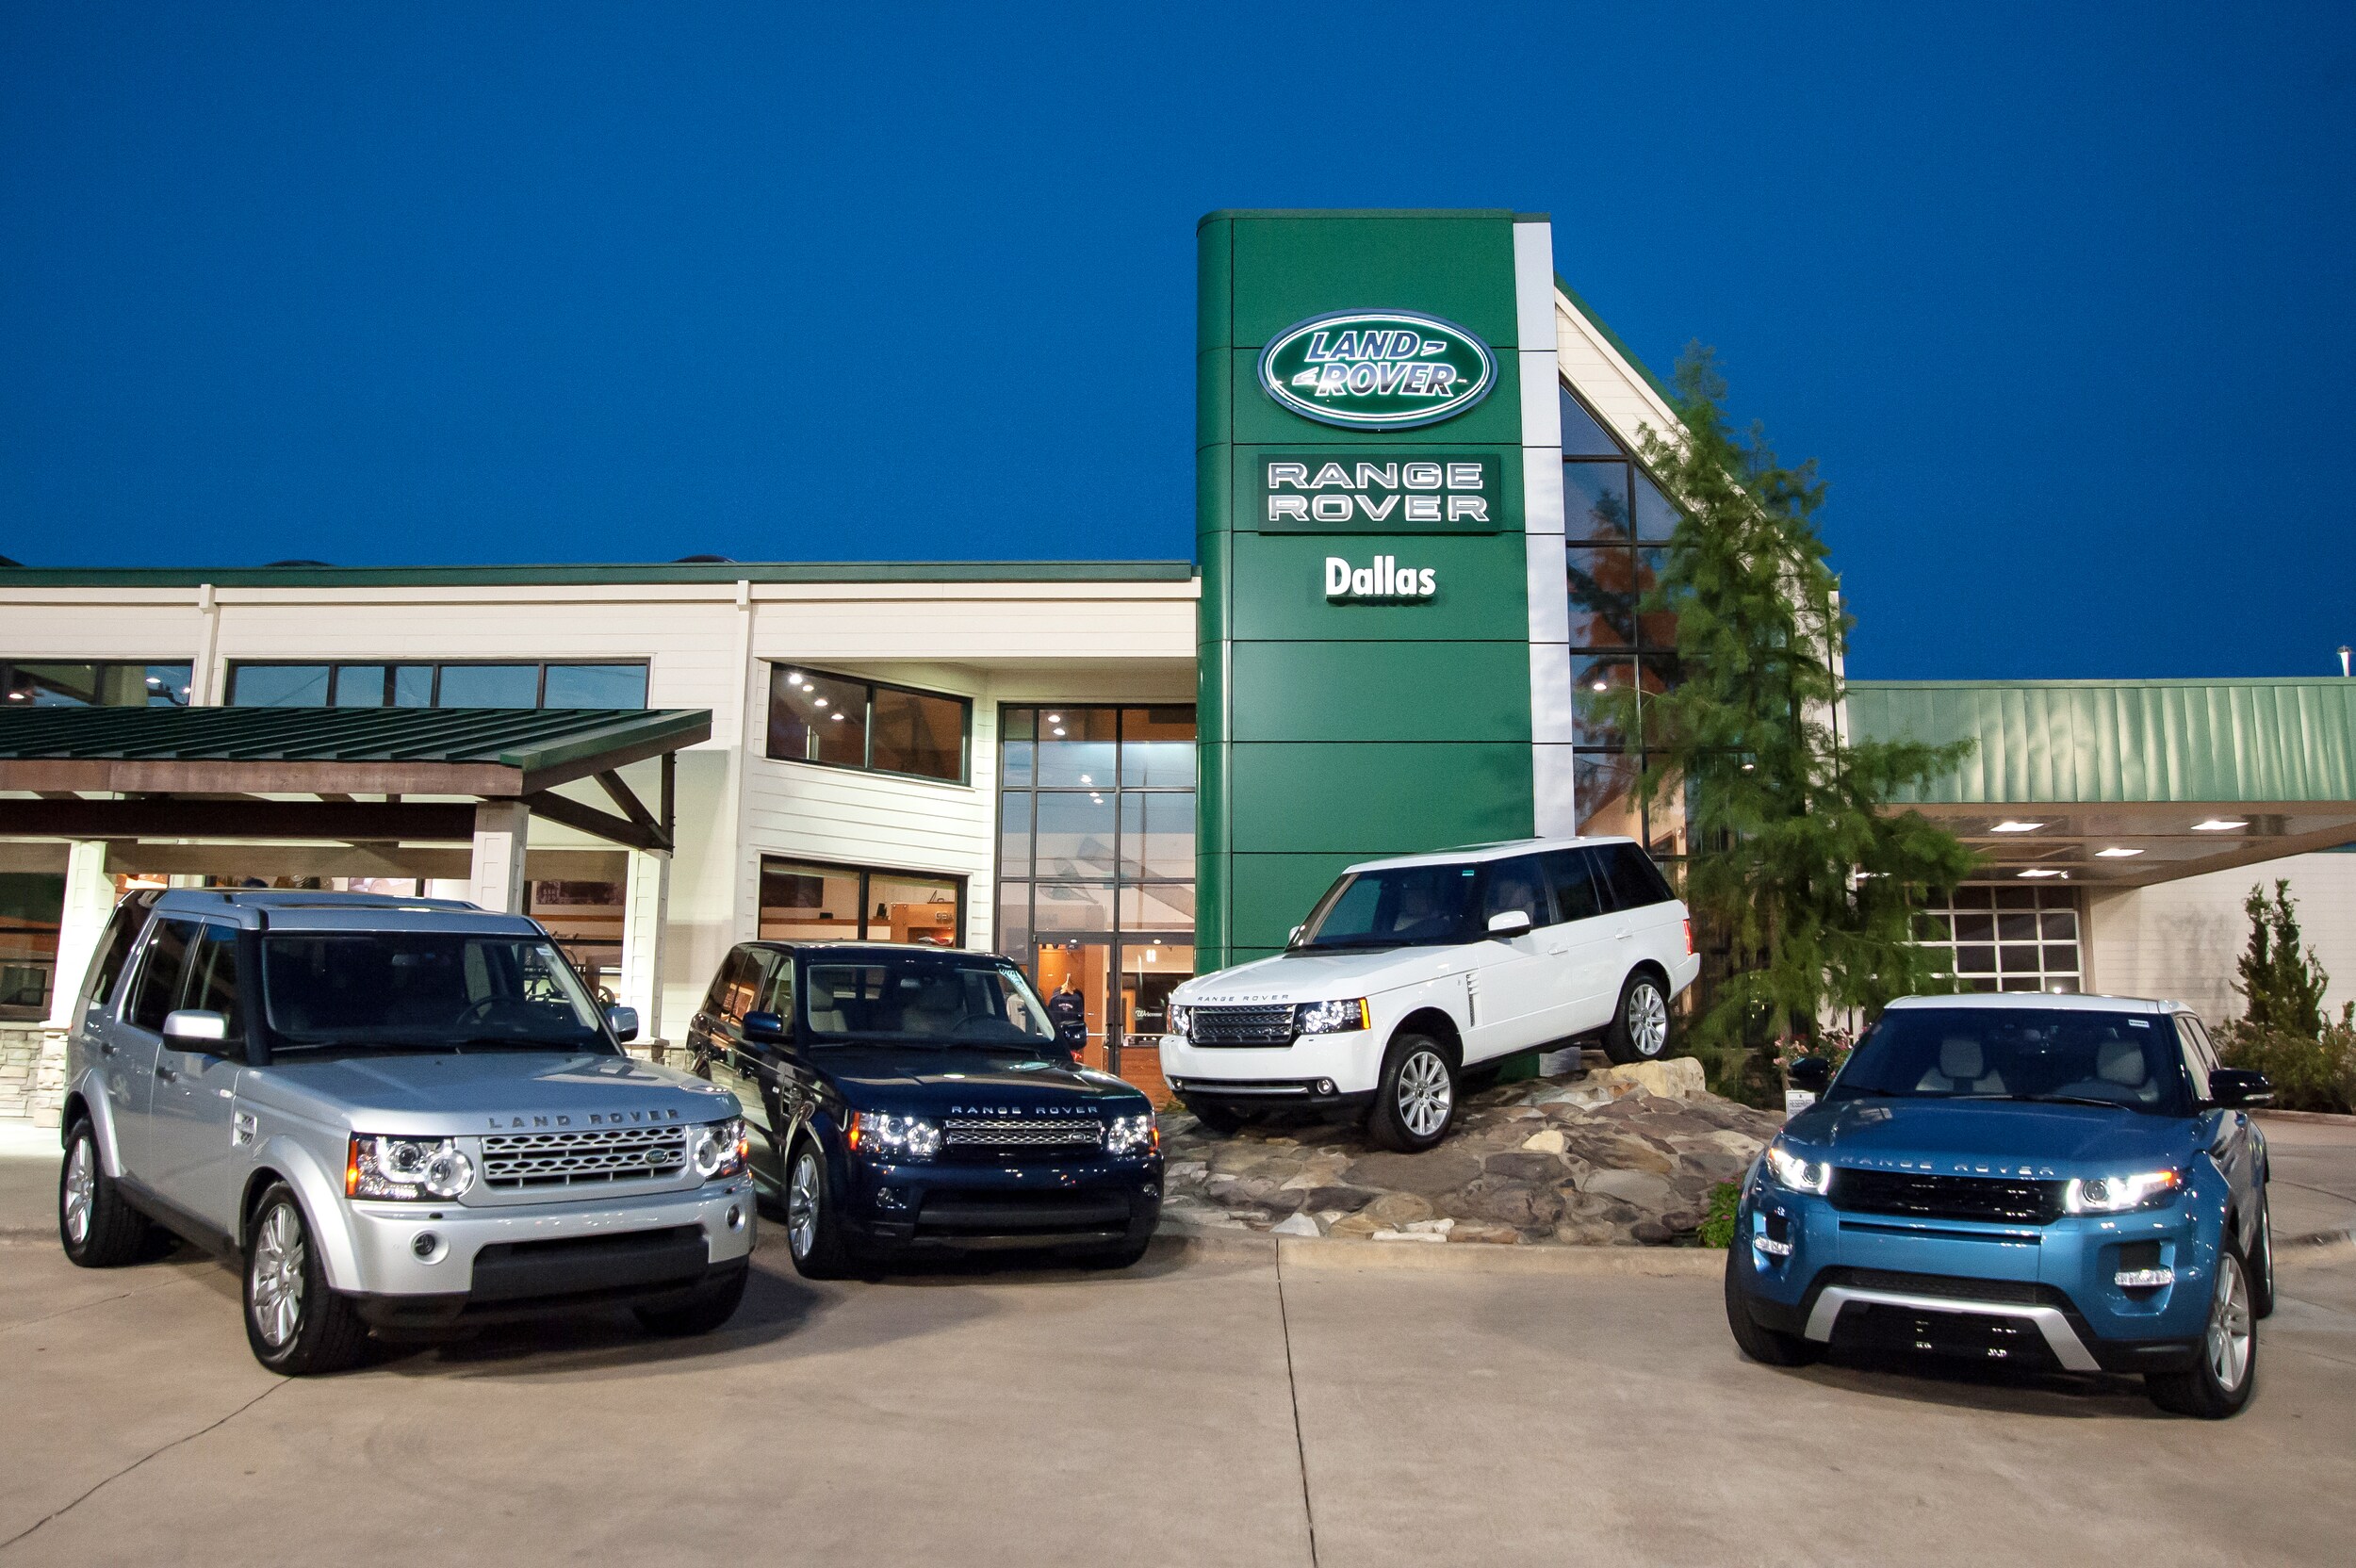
[1256,310,1496,429]
[1258,453,1501,532]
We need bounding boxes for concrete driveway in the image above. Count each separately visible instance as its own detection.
[1,1124,2352,1567]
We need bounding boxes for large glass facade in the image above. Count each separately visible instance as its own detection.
[2,662,192,708]
[995,705,1194,1097]
[1562,384,1686,857]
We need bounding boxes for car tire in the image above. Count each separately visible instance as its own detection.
[1179,1098,1248,1136]
[633,1265,749,1336]
[57,1119,149,1269]
[243,1184,370,1376]
[1602,970,1673,1065]
[1366,1033,1457,1152]
[1723,1247,1822,1366]
[783,1137,855,1281]
[2146,1242,2257,1419]
[2248,1198,2276,1321]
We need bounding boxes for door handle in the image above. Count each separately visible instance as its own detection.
[1615,931,1634,940]
[154,1064,178,1083]
[98,1041,116,1057]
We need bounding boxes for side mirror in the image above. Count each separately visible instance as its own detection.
[741,1010,786,1044]
[1786,1055,1834,1093]
[162,1009,229,1049]
[2208,1069,2273,1108]
[1487,909,1533,939]
[605,1004,641,1044]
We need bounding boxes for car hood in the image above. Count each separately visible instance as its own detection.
[1171,946,1467,1004]
[249,1051,740,1135]
[815,1046,1149,1114]
[1783,1096,2203,1179]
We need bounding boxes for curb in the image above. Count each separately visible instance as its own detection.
[1154,1221,1723,1278]
[2280,1226,2356,1266]
[2252,1108,2356,1127]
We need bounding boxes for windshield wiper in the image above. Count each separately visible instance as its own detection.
[1973,1093,2127,1110]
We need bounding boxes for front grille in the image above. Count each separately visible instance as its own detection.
[1832,1168,2063,1226]
[1189,1004,1296,1047]
[480,1126,690,1189]
[941,1117,1104,1154]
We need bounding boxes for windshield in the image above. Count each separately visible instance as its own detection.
[1828,1007,2192,1116]
[1296,863,1481,950]
[261,931,613,1054]
[800,951,1063,1052]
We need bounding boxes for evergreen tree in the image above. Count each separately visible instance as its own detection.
[2234,880,2328,1037]
[1603,347,1979,1090]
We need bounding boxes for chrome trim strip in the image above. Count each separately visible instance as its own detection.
[1803,1285,2102,1372]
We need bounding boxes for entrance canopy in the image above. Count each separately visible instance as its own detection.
[1846,678,2356,886]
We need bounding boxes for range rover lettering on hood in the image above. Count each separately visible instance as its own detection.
[485,1107,686,1130]
[947,1104,1098,1118]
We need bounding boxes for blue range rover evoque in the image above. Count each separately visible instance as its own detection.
[1725,993,2275,1417]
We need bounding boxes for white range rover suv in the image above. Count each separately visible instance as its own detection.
[1160,837,1700,1151]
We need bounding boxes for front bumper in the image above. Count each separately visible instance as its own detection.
[1730,1178,2222,1373]
[846,1153,1162,1252]
[337,1175,757,1324]
[1158,1029,1382,1097]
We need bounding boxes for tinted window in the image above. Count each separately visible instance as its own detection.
[436,664,540,708]
[1831,1008,2191,1116]
[705,947,766,1022]
[870,686,964,781]
[1478,856,1549,927]
[1542,849,1604,924]
[1298,864,1479,950]
[543,663,649,708]
[769,668,868,766]
[754,956,794,1020]
[182,924,244,1045]
[232,665,331,707]
[2175,1017,2213,1102]
[127,920,199,1031]
[85,893,157,1014]
[1596,842,1674,911]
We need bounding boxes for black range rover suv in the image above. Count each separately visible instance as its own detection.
[686,942,1163,1275]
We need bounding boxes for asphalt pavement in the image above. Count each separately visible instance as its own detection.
[0,1122,2351,1567]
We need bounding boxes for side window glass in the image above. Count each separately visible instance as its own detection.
[755,956,794,1021]
[2174,1018,2213,1102]
[1601,843,1671,910]
[85,895,155,1014]
[702,949,747,1018]
[183,924,245,1044]
[2184,1015,2221,1074]
[127,920,200,1032]
[1479,856,1549,926]
[1542,850,1604,924]
[718,949,770,1022]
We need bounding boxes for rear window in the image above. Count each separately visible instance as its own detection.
[1595,843,1675,911]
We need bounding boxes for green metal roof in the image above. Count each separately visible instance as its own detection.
[0,705,711,774]
[0,560,1199,589]
[1846,679,2356,806]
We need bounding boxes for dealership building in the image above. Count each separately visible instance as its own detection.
[6,208,2355,1120]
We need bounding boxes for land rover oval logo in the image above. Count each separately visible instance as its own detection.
[1257,310,1496,429]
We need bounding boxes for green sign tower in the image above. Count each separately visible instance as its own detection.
[1196,209,1576,972]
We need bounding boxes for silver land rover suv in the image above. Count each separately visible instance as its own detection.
[56,890,757,1374]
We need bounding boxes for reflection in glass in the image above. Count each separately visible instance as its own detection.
[999,792,1031,875]
[1574,752,1644,841]
[1563,462,1632,543]
[437,664,539,708]
[1119,791,1195,880]
[1034,882,1117,932]
[768,668,868,767]
[1121,884,1196,927]
[1036,706,1117,788]
[231,665,331,707]
[1120,707,1197,788]
[544,664,649,709]
[867,872,959,945]
[1567,547,1636,648]
[1036,792,1119,878]
[758,859,862,940]
[996,883,1030,961]
[1000,708,1036,786]
[870,685,964,781]
[393,665,434,707]
[140,663,194,707]
[1559,385,1627,458]
[332,666,387,707]
[1634,471,1681,541]
[1572,656,1639,749]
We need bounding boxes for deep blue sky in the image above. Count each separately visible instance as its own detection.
[4,4,2351,678]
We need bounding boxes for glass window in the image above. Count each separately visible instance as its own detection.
[1121,708,1197,788]
[140,663,194,707]
[995,882,1031,961]
[1595,842,1675,910]
[436,664,540,708]
[1832,1007,2187,1114]
[1573,656,1639,749]
[1000,708,1037,786]
[1036,792,1119,878]
[1574,752,1644,841]
[768,668,869,768]
[753,955,794,1019]
[332,665,387,707]
[1563,463,1633,543]
[871,685,964,782]
[1633,549,1676,646]
[1479,856,1550,926]
[392,665,434,706]
[1119,791,1195,881]
[182,924,244,1042]
[1567,547,1637,648]
[1559,386,1628,458]
[759,861,863,941]
[85,893,158,1014]
[1034,882,1117,932]
[869,872,959,946]
[1914,887,2081,994]
[543,663,649,708]
[703,947,759,1020]
[1299,864,1479,951]
[1633,472,1681,542]
[999,792,1032,877]
[13,663,101,705]
[1120,884,1195,928]
[1036,706,1117,788]
[1543,848,1604,924]
[128,920,199,1031]
[230,665,331,707]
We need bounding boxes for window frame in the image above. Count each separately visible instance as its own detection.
[0,660,196,709]
[225,659,651,710]
[764,664,972,786]
[757,855,967,948]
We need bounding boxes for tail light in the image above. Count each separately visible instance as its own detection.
[1683,917,1695,956]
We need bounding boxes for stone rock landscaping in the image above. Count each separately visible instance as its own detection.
[1158,1054,1783,1247]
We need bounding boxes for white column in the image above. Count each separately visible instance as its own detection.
[45,841,116,1029]
[1515,218,1579,838]
[468,801,531,914]
[616,848,672,1054]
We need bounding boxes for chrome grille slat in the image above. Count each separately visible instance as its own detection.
[941,1118,1104,1150]
[481,1126,689,1189]
[1190,1004,1296,1047]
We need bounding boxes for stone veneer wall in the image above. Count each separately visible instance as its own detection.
[1,1023,63,1126]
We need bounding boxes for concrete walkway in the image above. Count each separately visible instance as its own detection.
[2,1138,2353,1566]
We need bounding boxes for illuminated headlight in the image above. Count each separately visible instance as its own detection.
[1296,998,1370,1035]
[2064,1169,2180,1214]
[1763,1138,1833,1196]
[1168,1004,1192,1039]
[347,1135,475,1200]
[847,1111,941,1162]
[1106,1112,1158,1156]
[691,1118,749,1180]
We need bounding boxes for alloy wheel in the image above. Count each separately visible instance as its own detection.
[2207,1251,2253,1391]
[250,1205,307,1349]
[1397,1049,1452,1138]
[788,1151,821,1258]
[1628,983,1669,1058]
[61,1136,93,1246]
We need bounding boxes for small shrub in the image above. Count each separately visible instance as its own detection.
[1698,1180,1741,1249]
[2218,1020,2356,1115]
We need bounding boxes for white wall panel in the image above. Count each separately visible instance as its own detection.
[2085,851,2356,1027]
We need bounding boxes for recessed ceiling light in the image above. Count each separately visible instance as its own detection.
[829,713,843,722]
[1990,821,2044,833]
[2095,846,2144,858]
[2192,819,2248,832]
[2018,868,2065,878]
[1046,713,1060,722]
[814,698,827,708]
